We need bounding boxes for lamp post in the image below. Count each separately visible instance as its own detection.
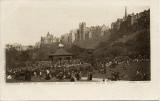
[87,49,94,67]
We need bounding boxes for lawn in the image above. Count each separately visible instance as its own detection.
[6,61,150,83]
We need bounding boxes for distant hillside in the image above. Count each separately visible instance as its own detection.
[94,28,150,58]
[69,27,150,60]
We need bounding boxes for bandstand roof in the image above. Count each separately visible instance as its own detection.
[50,48,73,56]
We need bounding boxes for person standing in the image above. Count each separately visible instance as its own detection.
[45,69,51,80]
[25,69,31,81]
[70,73,75,82]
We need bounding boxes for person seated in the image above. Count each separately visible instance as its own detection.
[45,73,51,80]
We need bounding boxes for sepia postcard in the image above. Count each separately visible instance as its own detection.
[0,0,160,100]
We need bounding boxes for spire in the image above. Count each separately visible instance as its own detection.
[125,6,127,18]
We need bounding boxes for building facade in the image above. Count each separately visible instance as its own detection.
[40,32,57,46]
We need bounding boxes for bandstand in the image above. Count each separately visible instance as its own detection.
[49,43,74,65]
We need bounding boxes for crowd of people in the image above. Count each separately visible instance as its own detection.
[6,59,93,82]
[94,55,150,80]
[6,55,150,82]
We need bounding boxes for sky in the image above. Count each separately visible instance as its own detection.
[0,0,150,45]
